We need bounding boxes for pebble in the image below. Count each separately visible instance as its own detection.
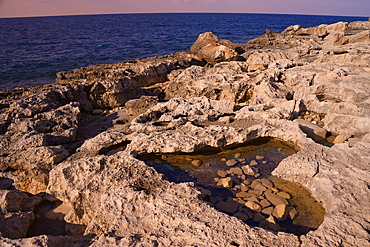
[260,178,273,188]
[249,160,258,166]
[262,161,268,164]
[250,180,262,189]
[217,170,227,177]
[266,215,277,224]
[204,162,211,166]
[242,179,251,185]
[226,159,238,167]
[229,167,243,175]
[234,153,242,158]
[265,191,289,206]
[191,159,202,166]
[261,206,274,215]
[242,165,257,175]
[249,189,263,196]
[215,201,239,214]
[256,155,265,160]
[254,184,267,192]
[240,183,249,192]
[253,212,265,222]
[245,195,259,203]
[271,187,279,193]
[272,204,288,221]
[277,191,291,199]
[260,199,271,208]
[288,207,298,220]
[234,212,249,221]
[245,201,261,212]
[221,158,227,162]
[235,198,246,204]
[235,191,252,198]
[265,215,279,231]
[243,208,254,218]
[218,177,232,188]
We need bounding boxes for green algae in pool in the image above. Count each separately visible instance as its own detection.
[138,137,325,235]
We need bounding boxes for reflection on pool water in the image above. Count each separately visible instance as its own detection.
[138,137,325,235]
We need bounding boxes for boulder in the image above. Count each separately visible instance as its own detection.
[89,78,143,109]
[190,32,238,64]
[296,25,328,37]
[164,62,251,103]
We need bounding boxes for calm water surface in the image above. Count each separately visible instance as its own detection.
[0,13,367,90]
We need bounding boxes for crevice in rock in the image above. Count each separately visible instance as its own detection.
[26,198,86,238]
[98,140,131,155]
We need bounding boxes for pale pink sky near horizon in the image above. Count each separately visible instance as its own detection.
[0,0,368,18]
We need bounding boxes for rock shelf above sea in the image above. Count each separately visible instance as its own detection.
[0,21,370,246]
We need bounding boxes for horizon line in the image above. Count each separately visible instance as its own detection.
[1,11,369,19]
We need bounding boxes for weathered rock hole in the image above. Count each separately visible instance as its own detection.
[27,199,86,238]
[98,140,131,155]
[138,137,325,236]
[152,121,170,126]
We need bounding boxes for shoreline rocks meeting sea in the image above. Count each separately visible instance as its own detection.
[1,20,370,246]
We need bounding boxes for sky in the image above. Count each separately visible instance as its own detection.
[0,0,369,18]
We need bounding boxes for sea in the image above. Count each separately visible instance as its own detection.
[0,13,367,90]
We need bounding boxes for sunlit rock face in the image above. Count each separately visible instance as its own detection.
[1,20,370,246]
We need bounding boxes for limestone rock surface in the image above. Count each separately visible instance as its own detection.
[0,20,370,246]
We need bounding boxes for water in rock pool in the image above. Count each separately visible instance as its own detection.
[138,137,325,236]
[0,13,367,90]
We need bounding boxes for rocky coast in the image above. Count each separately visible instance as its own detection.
[1,20,370,246]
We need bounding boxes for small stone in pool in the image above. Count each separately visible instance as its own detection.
[229,167,243,175]
[191,159,202,166]
[253,212,265,222]
[234,212,249,221]
[256,155,265,160]
[217,170,227,177]
[245,201,261,212]
[277,191,291,199]
[226,159,238,166]
[262,206,274,215]
[249,160,258,166]
[217,177,232,188]
[272,204,289,221]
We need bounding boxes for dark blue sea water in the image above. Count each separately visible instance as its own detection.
[0,13,367,90]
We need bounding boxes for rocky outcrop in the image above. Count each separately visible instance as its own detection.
[1,20,370,246]
[0,189,41,239]
[190,32,239,64]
